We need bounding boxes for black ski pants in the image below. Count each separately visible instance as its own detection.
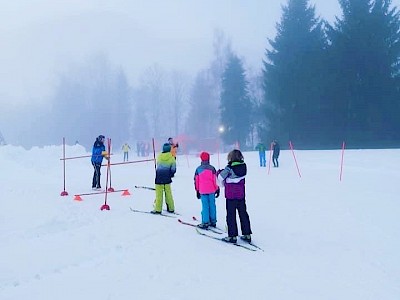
[226,198,252,237]
[92,162,102,188]
[273,156,279,167]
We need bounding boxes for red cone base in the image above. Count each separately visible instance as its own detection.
[100,204,110,210]
[108,187,115,192]
[74,195,83,201]
[122,189,131,196]
[60,191,69,196]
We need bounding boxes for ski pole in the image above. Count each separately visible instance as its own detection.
[134,185,156,191]
[101,138,112,211]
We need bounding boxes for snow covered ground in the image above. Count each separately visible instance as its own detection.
[0,144,399,300]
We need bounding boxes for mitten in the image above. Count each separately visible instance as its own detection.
[196,191,201,199]
[215,187,220,198]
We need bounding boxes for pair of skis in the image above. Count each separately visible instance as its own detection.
[178,217,225,235]
[129,207,264,252]
[179,217,264,252]
[129,207,180,218]
[195,228,262,251]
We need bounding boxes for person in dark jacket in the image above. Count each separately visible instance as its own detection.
[272,140,280,167]
[91,135,106,189]
[151,143,177,214]
[217,149,252,243]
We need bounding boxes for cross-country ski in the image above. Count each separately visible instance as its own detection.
[195,228,257,251]
[129,207,177,218]
[178,218,223,234]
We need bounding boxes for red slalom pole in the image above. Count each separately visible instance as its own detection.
[289,141,302,178]
[339,141,346,181]
[267,142,273,175]
[101,138,111,211]
[107,138,114,192]
[102,158,155,166]
[152,138,156,170]
[60,137,69,196]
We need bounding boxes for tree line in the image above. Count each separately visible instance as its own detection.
[225,0,400,149]
[30,0,400,150]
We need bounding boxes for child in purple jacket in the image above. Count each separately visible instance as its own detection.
[194,151,220,229]
[217,149,252,243]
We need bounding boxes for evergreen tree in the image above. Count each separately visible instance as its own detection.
[247,69,265,148]
[186,30,232,142]
[186,70,216,139]
[220,54,252,148]
[263,0,327,147]
[326,0,400,145]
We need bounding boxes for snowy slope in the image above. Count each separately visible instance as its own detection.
[0,145,399,300]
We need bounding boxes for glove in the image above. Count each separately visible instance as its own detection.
[215,188,220,198]
[196,191,201,199]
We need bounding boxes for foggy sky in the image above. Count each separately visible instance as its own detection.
[1,0,399,145]
[0,0,344,106]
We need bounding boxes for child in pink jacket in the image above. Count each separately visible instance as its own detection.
[194,152,220,229]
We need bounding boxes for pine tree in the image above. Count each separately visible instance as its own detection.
[220,54,252,148]
[263,0,327,147]
[186,30,232,142]
[186,70,217,139]
[326,0,400,145]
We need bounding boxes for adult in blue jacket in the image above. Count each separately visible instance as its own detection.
[91,135,106,189]
[255,142,267,167]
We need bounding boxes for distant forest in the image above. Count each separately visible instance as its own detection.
[10,0,399,150]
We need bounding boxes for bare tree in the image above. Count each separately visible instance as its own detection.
[169,70,191,136]
[138,64,168,137]
[185,29,234,140]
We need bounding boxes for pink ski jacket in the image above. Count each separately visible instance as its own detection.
[194,162,218,194]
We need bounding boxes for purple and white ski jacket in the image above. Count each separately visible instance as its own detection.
[217,161,246,199]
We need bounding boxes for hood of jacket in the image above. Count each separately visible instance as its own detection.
[157,151,174,163]
[229,161,247,177]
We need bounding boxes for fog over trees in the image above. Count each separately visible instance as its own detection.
[1,0,399,150]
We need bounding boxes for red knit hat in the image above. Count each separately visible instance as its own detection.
[200,151,210,161]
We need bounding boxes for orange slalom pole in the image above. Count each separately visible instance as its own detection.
[60,153,114,161]
[76,189,129,197]
[101,158,155,166]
